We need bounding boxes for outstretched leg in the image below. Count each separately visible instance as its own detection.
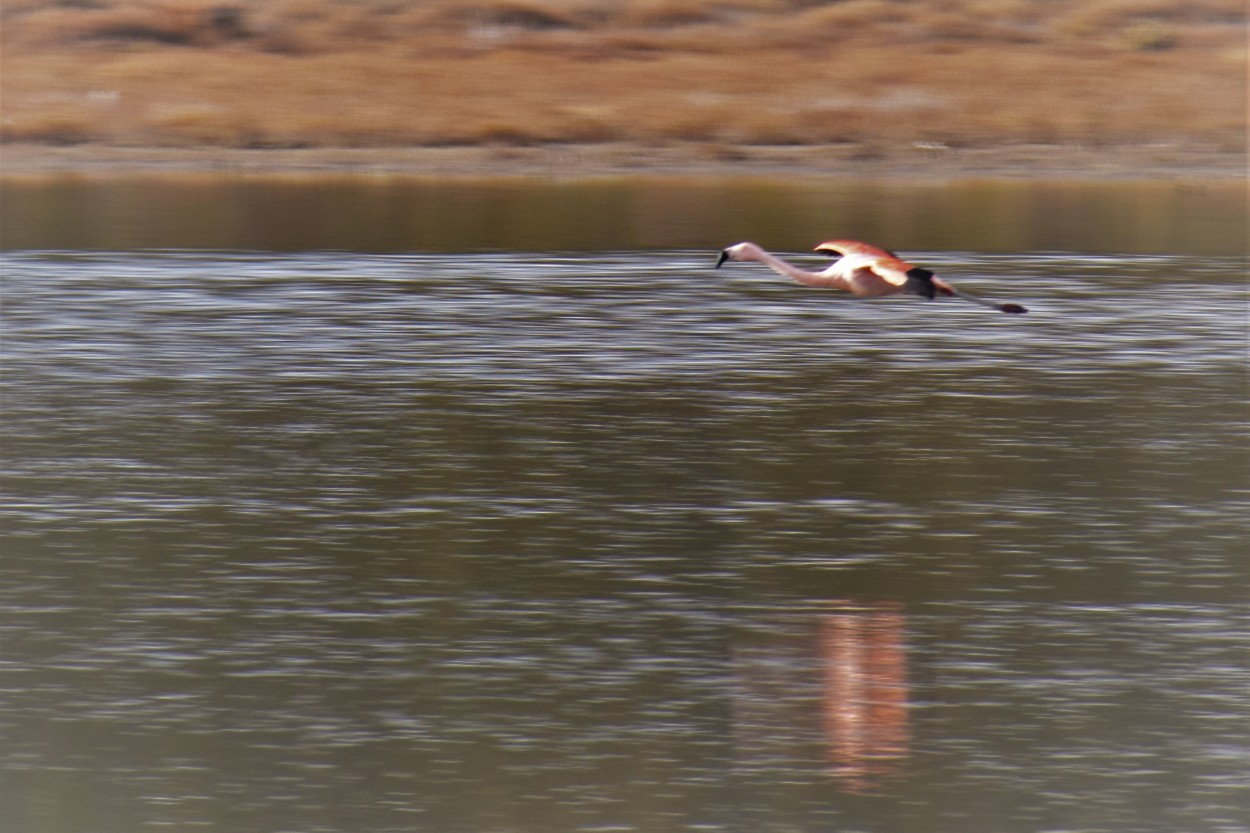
[932,276,1027,314]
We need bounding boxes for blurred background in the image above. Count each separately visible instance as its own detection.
[1,0,1245,163]
[3,5,1248,833]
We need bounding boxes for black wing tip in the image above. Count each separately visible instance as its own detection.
[904,267,937,300]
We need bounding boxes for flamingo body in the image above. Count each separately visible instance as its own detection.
[716,240,1026,314]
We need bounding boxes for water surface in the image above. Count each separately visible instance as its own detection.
[1,178,1247,833]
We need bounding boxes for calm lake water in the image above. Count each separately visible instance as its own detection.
[1,176,1247,833]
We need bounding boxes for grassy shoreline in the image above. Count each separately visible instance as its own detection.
[2,1,1244,179]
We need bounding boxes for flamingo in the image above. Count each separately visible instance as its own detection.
[716,239,1027,314]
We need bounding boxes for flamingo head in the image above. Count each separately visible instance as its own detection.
[715,242,761,268]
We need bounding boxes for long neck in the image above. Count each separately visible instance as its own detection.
[749,247,828,287]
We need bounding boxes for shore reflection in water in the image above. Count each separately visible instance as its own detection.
[2,174,1245,255]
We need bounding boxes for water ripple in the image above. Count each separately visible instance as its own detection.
[2,249,1245,833]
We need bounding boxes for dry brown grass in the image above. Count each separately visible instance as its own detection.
[1,0,1244,154]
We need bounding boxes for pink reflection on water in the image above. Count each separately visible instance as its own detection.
[820,600,909,792]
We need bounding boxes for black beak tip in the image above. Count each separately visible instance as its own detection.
[715,249,729,269]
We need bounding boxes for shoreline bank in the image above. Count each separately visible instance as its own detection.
[2,142,1244,181]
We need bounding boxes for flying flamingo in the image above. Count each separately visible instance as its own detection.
[716,239,1027,314]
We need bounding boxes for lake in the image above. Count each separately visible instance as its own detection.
[1,175,1246,833]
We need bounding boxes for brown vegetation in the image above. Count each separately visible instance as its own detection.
[1,0,1245,159]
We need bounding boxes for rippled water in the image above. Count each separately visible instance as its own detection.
[2,246,1246,833]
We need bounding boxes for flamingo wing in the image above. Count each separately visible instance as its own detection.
[816,239,921,291]
[814,239,901,260]
[859,261,914,289]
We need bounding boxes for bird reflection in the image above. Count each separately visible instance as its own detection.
[819,600,909,792]
[731,599,909,793]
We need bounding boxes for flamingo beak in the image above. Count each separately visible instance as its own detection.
[715,249,730,268]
